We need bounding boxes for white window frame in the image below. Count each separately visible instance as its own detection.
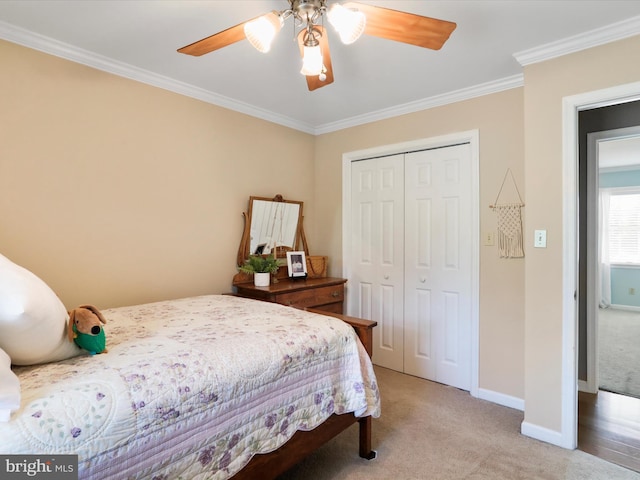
[605,186,640,266]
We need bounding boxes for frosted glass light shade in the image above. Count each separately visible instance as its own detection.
[300,45,323,76]
[244,12,283,53]
[327,4,366,44]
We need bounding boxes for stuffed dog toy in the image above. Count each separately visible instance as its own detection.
[67,304,107,355]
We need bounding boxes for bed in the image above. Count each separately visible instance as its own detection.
[0,294,380,479]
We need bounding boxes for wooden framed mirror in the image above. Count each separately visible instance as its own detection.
[236,195,309,267]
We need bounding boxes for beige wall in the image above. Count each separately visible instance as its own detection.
[523,35,640,434]
[314,88,526,400]
[0,40,315,309]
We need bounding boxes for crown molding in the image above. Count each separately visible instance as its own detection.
[514,15,640,66]
[0,17,519,136]
[313,75,524,135]
[0,20,316,135]
[3,14,637,136]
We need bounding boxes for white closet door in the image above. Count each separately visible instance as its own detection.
[349,155,405,371]
[404,144,472,390]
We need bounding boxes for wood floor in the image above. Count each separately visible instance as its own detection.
[578,389,640,473]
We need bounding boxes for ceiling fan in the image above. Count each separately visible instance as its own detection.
[178,0,456,91]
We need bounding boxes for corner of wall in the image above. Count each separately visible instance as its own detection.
[521,421,573,449]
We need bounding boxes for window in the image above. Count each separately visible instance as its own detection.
[609,191,640,264]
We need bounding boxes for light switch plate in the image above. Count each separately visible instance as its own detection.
[484,231,495,246]
[534,229,547,248]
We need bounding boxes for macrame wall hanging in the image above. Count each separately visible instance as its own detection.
[490,168,525,258]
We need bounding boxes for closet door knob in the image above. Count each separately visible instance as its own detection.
[420,277,426,283]
[384,275,389,280]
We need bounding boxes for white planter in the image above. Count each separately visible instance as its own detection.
[254,272,270,287]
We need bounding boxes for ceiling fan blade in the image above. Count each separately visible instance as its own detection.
[345,2,456,50]
[297,26,334,92]
[178,18,257,56]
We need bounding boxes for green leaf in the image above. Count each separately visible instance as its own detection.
[238,254,279,274]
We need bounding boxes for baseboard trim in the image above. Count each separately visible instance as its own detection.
[521,421,571,449]
[609,304,640,312]
[477,388,524,411]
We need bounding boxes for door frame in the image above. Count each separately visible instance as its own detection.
[561,81,640,449]
[341,130,480,398]
[583,126,640,394]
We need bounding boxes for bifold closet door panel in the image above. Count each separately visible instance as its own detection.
[404,145,473,391]
[349,155,404,372]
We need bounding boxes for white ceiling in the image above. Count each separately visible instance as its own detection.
[1,1,640,134]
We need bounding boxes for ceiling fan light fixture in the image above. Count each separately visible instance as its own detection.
[244,11,283,53]
[300,44,324,76]
[327,3,366,44]
[179,1,456,92]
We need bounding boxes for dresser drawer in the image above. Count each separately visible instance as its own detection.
[276,284,344,309]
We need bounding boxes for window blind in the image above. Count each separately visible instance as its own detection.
[609,192,640,264]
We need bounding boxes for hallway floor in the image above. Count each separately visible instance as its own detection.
[578,389,640,473]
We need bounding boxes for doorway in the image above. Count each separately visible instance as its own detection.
[578,102,640,390]
[559,81,640,450]
[575,98,640,471]
[584,128,640,397]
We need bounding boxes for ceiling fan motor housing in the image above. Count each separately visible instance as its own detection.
[290,0,326,20]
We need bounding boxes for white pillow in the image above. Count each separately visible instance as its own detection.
[0,253,81,365]
[0,347,20,421]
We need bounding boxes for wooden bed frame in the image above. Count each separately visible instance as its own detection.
[233,309,378,479]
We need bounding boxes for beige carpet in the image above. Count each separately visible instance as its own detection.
[278,367,639,480]
[599,308,640,398]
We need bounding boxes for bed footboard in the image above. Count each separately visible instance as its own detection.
[233,309,378,479]
[234,411,375,480]
[305,308,378,358]
[307,308,378,461]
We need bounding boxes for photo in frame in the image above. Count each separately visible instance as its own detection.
[286,251,307,278]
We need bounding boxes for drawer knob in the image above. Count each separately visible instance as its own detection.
[331,291,340,297]
[384,275,389,280]
[420,277,426,283]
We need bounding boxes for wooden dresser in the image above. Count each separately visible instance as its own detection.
[234,277,346,314]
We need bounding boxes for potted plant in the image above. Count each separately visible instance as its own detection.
[239,254,279,286]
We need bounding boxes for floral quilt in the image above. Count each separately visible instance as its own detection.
[1,295,380,479]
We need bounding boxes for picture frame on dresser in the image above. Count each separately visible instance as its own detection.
[286,251,307,278]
